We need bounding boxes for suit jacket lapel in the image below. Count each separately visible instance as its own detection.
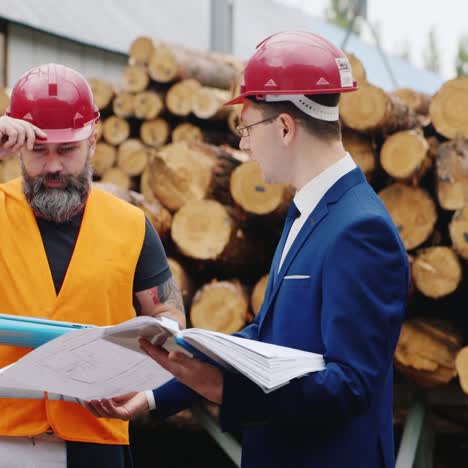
[257,167,366,331]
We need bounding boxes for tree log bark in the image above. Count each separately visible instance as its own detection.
[340,83,418,134]
[436,139,468,211]
[395,319,462,388]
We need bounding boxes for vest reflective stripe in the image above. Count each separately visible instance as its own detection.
[0,178,145,443]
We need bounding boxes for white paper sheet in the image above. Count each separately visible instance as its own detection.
[0,321,175,400]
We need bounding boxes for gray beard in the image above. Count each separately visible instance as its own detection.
[22,158,92,223]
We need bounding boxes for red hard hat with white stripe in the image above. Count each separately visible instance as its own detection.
[6,63,99,143]
[225,31,358,121]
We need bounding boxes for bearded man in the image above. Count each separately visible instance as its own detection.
[0,63,185,468]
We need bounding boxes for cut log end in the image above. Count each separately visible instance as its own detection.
[166,79,201,116]
[102,116,130,146]
[93,142,116,177]
[342,130,375,177]
[380,130,429,181]
[251,274,269,316]
[378,183,437,250]
[172,123,204,143]
[140,118,170,148]
[395,319,462,388]
[88,78,114,110]
[412,247,462,299]
[171,200,232,260]
[230,161,287,215]
[449,207,468,260]
[122,65,149,93]
[190,280,247,334]
[430,77,468,139]
[456,347,468,394]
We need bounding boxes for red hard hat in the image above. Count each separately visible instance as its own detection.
[225,31,358,106]
[6,63,99,143]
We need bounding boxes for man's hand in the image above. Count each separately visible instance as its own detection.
[139,337,224,404]
[0,115,47,158]
[83,392,149,421]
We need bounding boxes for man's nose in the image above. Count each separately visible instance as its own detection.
[43,153,64,172]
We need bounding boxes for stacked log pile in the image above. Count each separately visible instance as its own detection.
[1,43,468,403]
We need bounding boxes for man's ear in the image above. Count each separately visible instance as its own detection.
[277,113,296,145]
[88,128,98,157]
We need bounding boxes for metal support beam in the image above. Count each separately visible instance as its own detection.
[192,403,241,467]
[210,0,233,54]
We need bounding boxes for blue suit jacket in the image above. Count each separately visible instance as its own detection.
[153,168,409,468]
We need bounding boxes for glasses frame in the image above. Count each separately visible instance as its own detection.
[235,116,277,138]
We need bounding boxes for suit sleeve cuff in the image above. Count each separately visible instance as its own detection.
[145,390,157,410]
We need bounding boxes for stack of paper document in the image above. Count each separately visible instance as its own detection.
[0,315,325,398]
[102,316,326,393]
[176,330,325,392]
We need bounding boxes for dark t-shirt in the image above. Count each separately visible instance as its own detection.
[36,211,171,295]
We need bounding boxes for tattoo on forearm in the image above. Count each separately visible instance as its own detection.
[155,277,185,314]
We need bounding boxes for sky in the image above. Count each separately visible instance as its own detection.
[278,0,466,80]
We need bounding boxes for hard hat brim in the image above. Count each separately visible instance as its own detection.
[38,122,96,144]
[224,95,245,106]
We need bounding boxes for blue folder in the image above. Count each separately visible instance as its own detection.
[0,313,93,348]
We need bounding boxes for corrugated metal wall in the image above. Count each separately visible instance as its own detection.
[7,24,127,86]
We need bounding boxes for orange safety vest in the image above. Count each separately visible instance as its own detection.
[0,178,145,444]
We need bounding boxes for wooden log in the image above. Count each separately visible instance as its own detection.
[128,36,156,65]
[166,79,201,117]
[342,129,376,178]
[380,129,431,184]
[122,65,149,93]
[230,160,294,216]
[92,142,116,177]
[344,52,367,85]
[378,183,437,250]
[87,78,114,110]
[167,257,194,309]
[251,274,269,316]
[192,86,231,120]
[133,91,164,120]
[171,199,259,270]
[147,41,241,89]
[411,247,462,299]
[392,88,431,116]
[430,77,468,139]
[147,142,214,211]
[395,319,462,388]
[435,139,468,211]
[340,83,418,134]
[456,347,468,394]
[113,91,135,119]
[117,139,148,176]
[172,122,204,143]
[102,116,130,146]
[140,118,170,148]
[189,280,248,333]
[140,166,157,203]
[100,167,131,190]
[95,120,103,141]
[449,207,468,260]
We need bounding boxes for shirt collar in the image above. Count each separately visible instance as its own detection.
[293,153,357,217]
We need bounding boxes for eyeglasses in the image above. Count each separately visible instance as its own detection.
[235,116,277,138]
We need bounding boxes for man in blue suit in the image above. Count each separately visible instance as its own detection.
[87,31,409,468]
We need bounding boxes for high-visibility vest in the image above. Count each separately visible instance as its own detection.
[0,178,145,444]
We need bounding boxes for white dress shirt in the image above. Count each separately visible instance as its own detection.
[278,153,357,272]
